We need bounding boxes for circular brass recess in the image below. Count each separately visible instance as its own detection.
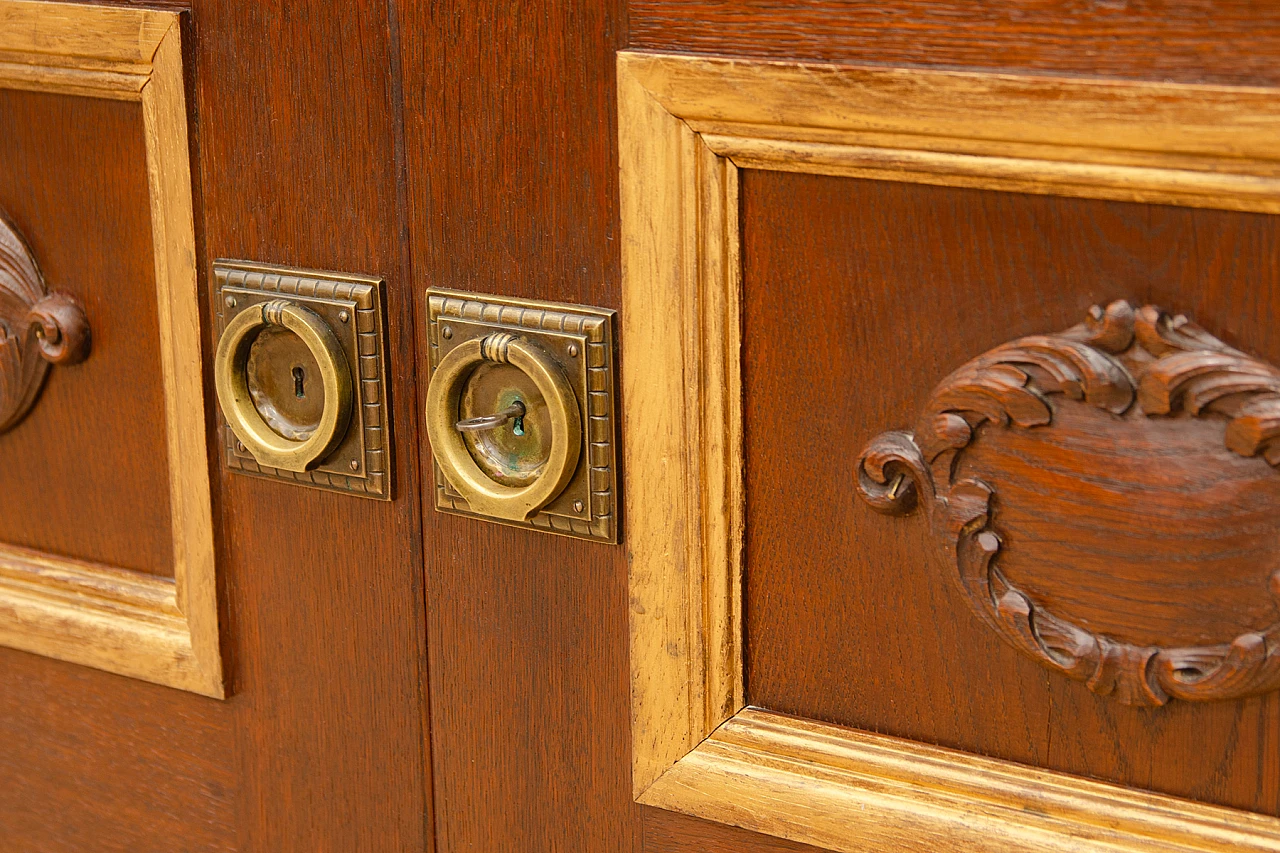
[214,300,353,472]
[426,332,581,522]
[246,325,326,440]
[459,362,551,487]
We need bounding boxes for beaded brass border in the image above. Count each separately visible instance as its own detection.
[214,260,392,500]
[426,288,618,543]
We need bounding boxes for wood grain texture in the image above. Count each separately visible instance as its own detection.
[194,0,432,845]
[397,0,639,848]
[642,708,1280,853]
[0,0,171,100]
[629,1,1280,88]
[624,45,1280,850]
[621,51,1280,214]
[5,0,437,846]
[140,13,220,697]
[743,171,1280,815]
[0,87,172,576]
[644,804,829,853]
[0,6,220,698]
[0,0,170,65]
[0,7,235,846]
[0,647,235,853]
[620,54,747,798]
[856,300,1280,707]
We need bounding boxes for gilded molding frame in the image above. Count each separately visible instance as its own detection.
[620,50,1280,851]
[0,1,221,697]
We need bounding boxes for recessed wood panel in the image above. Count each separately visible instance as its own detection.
[742,169,1280,815]
[0,88,173,577]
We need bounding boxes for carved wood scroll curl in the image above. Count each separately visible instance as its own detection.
[857,301,1280,707]
[0,211,90,433]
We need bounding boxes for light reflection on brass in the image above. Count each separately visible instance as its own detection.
[214,300,352,473]
[245,324,325,441]
[213,261,392,499]
[459,364,550,488]
[425,289,618,542]
[426,332,580,522]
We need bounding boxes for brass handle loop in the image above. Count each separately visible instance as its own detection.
[214,300,353,473]
[426,332,581,521]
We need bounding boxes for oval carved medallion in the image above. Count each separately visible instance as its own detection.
[857,301,1280,706]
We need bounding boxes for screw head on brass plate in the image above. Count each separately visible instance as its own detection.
[213,260,392,500]
[425,289,618,543]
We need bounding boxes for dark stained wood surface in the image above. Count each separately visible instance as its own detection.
[855,298,1280,707]
[0,88,174,577]
[0,0,432,850]
[742,169,1280,816]
[195,0,432,847]
[966,406,1280,648]
[395,0,641,849]
[631,1,1280,87]
[6,1,1280,850]
[0,648,235,852]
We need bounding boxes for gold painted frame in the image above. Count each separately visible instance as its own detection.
[0,1,221,697]
[620,50,1280,851]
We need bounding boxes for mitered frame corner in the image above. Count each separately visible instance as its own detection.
[619,47,1280,853]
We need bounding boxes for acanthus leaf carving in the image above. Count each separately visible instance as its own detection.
[0,210,91,434]
[857,300,1280,707]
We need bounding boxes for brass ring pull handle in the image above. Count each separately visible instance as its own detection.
[426,332,581,522]
[214,300,353,473]
[0,212,91,434]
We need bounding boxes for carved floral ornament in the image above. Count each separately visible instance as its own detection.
[856,301,1280,707]
[0,211,90,434]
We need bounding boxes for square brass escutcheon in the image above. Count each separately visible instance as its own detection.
[214,260,392,499]
[426,289,618,543]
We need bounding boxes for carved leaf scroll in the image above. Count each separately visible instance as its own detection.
[0,210,90,434]
[857,301,1280,707]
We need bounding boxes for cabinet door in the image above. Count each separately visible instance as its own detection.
[0,2,429,850]
[6,1,1280,852]
[400,2,1280,851]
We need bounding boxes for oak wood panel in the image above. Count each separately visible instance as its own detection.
[396,0,643,849]
[193,0,432,847]
[630,1,1280,87]
[965,405,1280,648]
[0,87,173,577]
[1,0,435,845]
[742,169,1280,815]
[2,0,438,844]
[0,10,232,848]
[644,805,827,853]
[0,647,235,852]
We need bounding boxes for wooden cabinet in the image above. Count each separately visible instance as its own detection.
[3,1,1280,850]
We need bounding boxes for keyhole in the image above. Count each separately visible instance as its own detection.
[512,400,525,437]
[292,366,306,398]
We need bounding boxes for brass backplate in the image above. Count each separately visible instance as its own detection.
[214,260,392,499]
[426,289,619,543]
